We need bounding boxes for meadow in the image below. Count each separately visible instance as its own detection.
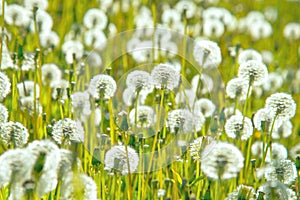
[0,0,299,199]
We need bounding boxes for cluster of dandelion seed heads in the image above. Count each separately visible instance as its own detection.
[150,63,180,90]
[225,115,253,140]
[238,60,268,86]
[0,121,29,148]
[104,145,139,175]
[201,142,244,180]
[265,92,296,121]
[89,74,117,100]
[51,118,84,145]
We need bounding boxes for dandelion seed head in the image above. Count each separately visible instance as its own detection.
[225,185,256,200]
[193,98,216,118]
[201,142,244,180]
[175,89,197,107]
[226,78,250,100]
[272,120,293,139]
[252,141,287,163]
[264,159,297,185]
[0,121,29,148]
[175,0,196,19]
[162,9,181,25]
[58,149,81,177]
[24,0,48,10]
[51,79,69,100]
[225,115,253,140]
[19,97,43,116]
[283,22,300,41]
[126,70,153,91]
[223,107,242,119]
[60,172,98,200]
[5,4,31,27]
[30,10,53,32]
[253,108,281,132]
[258,181,296,200]
[71,91,91,118]
[262,72,283,92]
[51,118,84,145]
[122,87,150,106]
[83,8,108,30]
[129,106,155,128]
[150,63,180,90]
[238,60,268,86]
[84,28,107,51]
[167,109,195,134]
[41,63,62,85]
[0,72,11,101]
[238,49,262,65]
[62,40,84,64]
[104,145,139,175]
[203,19,225,38]
[88,74,117,100]
[289,143,300,160]
[17,81,40,98]
[250,20,273,40]
[265,92,296,121]
[39,31,60,49]
[191,73,214,95]
[0,103,8,123]
[193,40,222,69]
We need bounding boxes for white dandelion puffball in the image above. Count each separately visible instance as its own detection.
[88,74,117,100]
[104,145,139,175]
[71,91,91,118]
[83,8,108,30]
[283,22,300,41]
[258,181,297,200]
[60,172,98,200]
[193,40,222,69]
[237,60,268,86]
[225,185,256,200]
[190,136,216,161]
[19,96,43,116]
[253,108,282,133]
[264,159,297,185]
[201,142,244,180]
[193,98,216,118]
[51,118,84,145]
[17,81,40,98]
[225,115,253,140]
[26,140,61,197]
[226,77,251,101]
[265,92,296,121]
[238,49,263,65]
[41,63,62,85]
[0,72,11,101]
[0,121,29,148]
[150,63,180,90]
[61,40,84,64]
[58,149,81,177]
[167,109,195,134]
[129,105,155,128]
[126,70,153,91]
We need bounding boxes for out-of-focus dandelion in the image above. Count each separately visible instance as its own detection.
[24,0,48,10]
[61,40,84,64]
[289,143,300,160]
[283,22,300,41]
[39,31,60,49]
[71,91,91,121]
[126,70,153,91]
[41,64,62,85]
[190,136,216,161]
[272,120,293,139]
[193,98,216,118]
[17,81,40,98]
[104,145,139,175]
[238,49,262,65]
[5,4,31,27]
[0,72,11,101]
[129,105,155,128]
[257,181,297,200]
[19,96,43,116]
[51,79,69,100]
[201,142,244,180]
[251,141,288,163]
[167,109,195,134]
[83,8,108,30]
[58,149,81,177]
[225,185,256,200]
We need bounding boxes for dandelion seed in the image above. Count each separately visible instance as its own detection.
[225,115,253,140]
[129,106,155,128]
[226,78,250,101]
[265,92,296,121]
[238,60,268,86]
[193,40,222,69]
[41,63,62,85]
[88,74,117,100]
[104,145,139,175]
[0,72,11,101]
[283,22,300,41]
[257,181,297,200]
[238,49,262,65]
[225,185,256,200]
[253,108,281,133]
[17,81,40,98]
[83,8,108,30]
[264,159,297,185]
[150,63,180,90]
[39,31,60,49]
[26,140,61,197]
[193,98,216,118]
[19,96,43,116]
[190,136,216,161]
[201,142,244,180]
[0,121,29,148]
[60,172,98,200]
[167,109,195,134]
[51,118,84,145]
